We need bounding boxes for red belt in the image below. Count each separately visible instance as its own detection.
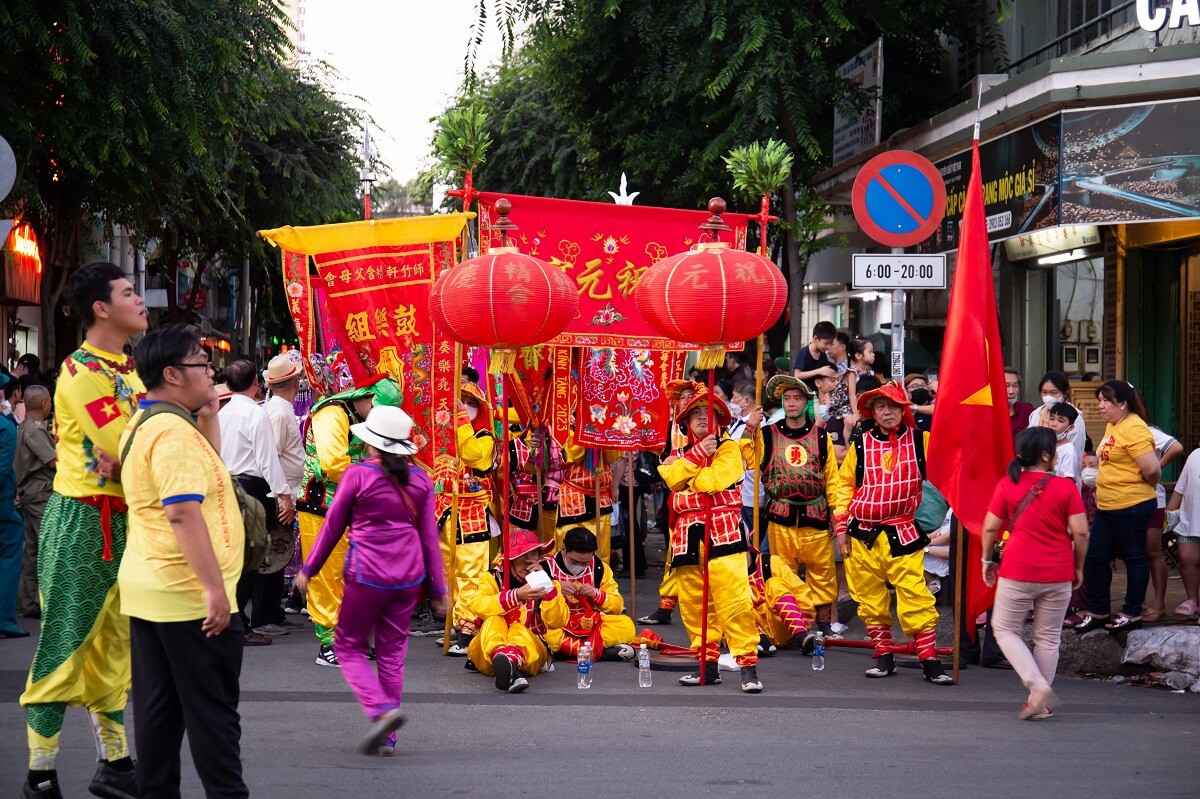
[75,495,129,561]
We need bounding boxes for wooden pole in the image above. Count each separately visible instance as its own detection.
[951,516,965,684]
[500,380,512,591]
[443,342,464,654]
[699,369,717,684]
[752,337,764,551]
[626,450,638,623]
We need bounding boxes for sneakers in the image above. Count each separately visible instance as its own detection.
[739,666,763,694]
[409,602,444,637]
[446,631,472,657]
[799,631,817,655]
[316,646,340,667]
[243,631,273,646]
[678,662,721,686]
[22,776,62,799]
[602,644,636,662]
[865,653,897,678]
[88,759,138,799]
[360,707,405,756]
[921,659,954,685]
[252,624,290,636]
[379,732,397,757]
[509,676,530,693]
[277,617,305,628]
[757,634,777,657]
[637,607,673,625]
[493,654,528,693]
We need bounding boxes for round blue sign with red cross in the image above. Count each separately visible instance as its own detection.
[851,150,947,248]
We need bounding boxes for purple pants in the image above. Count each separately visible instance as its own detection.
[333,580,421,720]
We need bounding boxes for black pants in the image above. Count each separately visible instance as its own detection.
[613,486,649,574]
[130,615,247,799]
[233,475,279,628]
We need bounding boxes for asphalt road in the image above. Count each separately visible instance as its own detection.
[3,568,1199,799]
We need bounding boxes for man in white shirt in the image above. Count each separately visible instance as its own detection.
[219,359,295,644]
[263,355,305,494]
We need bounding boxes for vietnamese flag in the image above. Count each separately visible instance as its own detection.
[927,138,1014,633]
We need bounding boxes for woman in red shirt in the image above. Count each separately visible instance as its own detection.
[982,427,1090,720]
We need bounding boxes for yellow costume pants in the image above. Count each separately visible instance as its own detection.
[300,511,347,646]
[767,522,837,606]
[845,534,939,636]
[438,518,490,630]
[555,514,611,563]
[467,616,552,676]
[544,614,636,655]
[755,564,816,647]
[675,551,759,662]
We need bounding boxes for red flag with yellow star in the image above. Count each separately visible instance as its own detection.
[927,138,1014,632]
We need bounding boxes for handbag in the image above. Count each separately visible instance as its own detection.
[993,473,1052,564]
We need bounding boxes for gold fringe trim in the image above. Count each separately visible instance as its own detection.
[696,346,726,370]
[490,349,517,374]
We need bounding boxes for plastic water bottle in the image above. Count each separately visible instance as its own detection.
[811,631,826,671]
[577,643,593,689]
[637,643,652,688]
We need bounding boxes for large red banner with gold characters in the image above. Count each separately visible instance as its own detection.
[478,192,749,350]
[260,215,472,466]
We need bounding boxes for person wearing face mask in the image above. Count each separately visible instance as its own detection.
[466,529,567,693]
[1028,371,1085,463]
[1005,367,1035,441]
[1045,403,1081,484]
[729,381,768,547]
[541,527,636,661]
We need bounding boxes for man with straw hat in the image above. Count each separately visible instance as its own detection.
[831,381,953,685]
[466,528,566,693]
[659,385,763,693]
[758,374,841,642]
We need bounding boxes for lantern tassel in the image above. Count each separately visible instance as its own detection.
[696,345,726,370]
[489,349,517,375]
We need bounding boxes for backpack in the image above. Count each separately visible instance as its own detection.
[633,450,661,487]
[120,402,269,575]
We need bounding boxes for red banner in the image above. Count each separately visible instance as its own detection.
[478,192,750,350]
[549,347,579,449]
[574,347,684,451]
[280,250,325,392]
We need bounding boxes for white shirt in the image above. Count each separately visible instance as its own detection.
[727,416,766,506]
[1150,426,1179,508]
[1028,403,1086,462]
[264,394,304,493]
[1054,442,1080,485]
[1172,449,1200,536]
[218,393,291,497]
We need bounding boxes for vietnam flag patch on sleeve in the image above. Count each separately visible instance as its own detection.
[84,396,124,428]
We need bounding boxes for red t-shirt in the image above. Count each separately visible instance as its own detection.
[986,471,1084,583]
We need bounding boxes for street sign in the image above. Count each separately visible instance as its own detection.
[851,150,946,248]
[852,254,947,289]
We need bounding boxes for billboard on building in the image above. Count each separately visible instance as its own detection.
[831,38,883,167]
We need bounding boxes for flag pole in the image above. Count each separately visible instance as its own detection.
[952,517,965,684]
[626,450,638,622]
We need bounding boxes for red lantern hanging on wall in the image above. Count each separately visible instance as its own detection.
[635,198,787,368]
[429,198,578,373]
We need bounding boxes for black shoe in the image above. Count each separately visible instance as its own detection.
[88,760,138,799]
[637,607,673,625]
[865,652,897,678]
[409,602,443,637]
[739,666,763,693]
[678,662,721,686]
[799,631,817,655]
[447,631,472,656]
[316,646,340,667]
[23,774,62,799]
[756,634,777,657]
[493,653,514,691]
[922,659,954,685]
[601,644,636,662]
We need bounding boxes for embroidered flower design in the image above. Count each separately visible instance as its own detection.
[592,304,625,326]
[638,410,652,425]
[602,236,620,255]
[435,408,452,426]
[590,404,606,424]
[613,414,636,435]
[287,281,305,298]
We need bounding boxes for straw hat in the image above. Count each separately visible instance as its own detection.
[265,354,301,384]
[349,405,421,456]
[765,374,811,401]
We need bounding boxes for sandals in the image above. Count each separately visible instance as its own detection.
[1062,612,1086,629]
[1072,614,1110,634]
[1141,607,1167,623]
[1105,615,1142,632]
[1175,599,1199,618]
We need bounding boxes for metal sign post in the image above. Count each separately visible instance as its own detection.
[891,246,907,382]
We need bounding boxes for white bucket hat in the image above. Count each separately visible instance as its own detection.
[350,405,420,456]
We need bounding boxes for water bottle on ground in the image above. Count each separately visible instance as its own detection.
[811,631,826,671]
[577,643,593,689]
[637,643,652,688]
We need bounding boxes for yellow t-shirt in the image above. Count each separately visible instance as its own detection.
[1096,414,1156,511]
[53,342,146,498]
[118,405,244,622]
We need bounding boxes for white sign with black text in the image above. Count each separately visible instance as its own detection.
[852,254,947,289]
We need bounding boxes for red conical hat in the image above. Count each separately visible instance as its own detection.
[856,380,916,429]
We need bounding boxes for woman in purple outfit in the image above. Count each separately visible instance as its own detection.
[294,405,447,756]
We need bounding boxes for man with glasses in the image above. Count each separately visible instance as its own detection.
[20,263,147,799]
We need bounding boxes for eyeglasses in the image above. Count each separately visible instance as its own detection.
[170,362,214,372]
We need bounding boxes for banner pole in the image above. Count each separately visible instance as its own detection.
[699,368,717,684]
[626,450,638,623]
[500,377,513,592]
[444,342,463,655]
[952,517,965,684]
[752,337,764,552]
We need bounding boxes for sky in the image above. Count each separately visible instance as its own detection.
[301,0,510,183]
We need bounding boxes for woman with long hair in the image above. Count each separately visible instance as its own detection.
[1027,371,1086,460]
[295,406,446,756]
[982,427,1089,719]
[1074,381,1160,633]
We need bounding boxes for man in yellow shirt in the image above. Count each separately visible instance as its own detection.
[119,324,247,798]
[20,263,146,799]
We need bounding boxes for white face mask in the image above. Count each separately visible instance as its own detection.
[563,560,589,576]
[729,402,744,420]
[816,403,830,422]
[1042,395,1062,408]
[466,404,479,422]
[1081,466,1098,487]
[1055,429,1069,441]
[1007,395,1018,407]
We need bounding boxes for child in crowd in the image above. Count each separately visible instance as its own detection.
[793,321,838,389]
[1046,403,1081,484]
[842,338,875,431]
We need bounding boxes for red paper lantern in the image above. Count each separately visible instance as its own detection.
[636,232,787,368]
[429,235,577,373]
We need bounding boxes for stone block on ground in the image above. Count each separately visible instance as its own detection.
[1057,629,1124,676]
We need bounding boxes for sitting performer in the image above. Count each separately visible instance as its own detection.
[659,385,763,693]
[831,381,953,685]
[543,527,636,661]
[759,375,841,635]
[749,550,817,654]
[556,434,620,561]
[467,529,567,693]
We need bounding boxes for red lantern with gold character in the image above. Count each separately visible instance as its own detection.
[429,199,578,373]
[635,198,787,369]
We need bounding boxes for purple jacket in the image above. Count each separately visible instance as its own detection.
[303,459,446,596]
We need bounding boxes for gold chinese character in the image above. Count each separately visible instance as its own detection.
[393,303,418,337]
[387,265,399,279]
[577,258,612,300]
[504,261,531,283]
[344,311,376,343]
[339,269,351,284]
[373,307,392,337]
[615,261,647,298]
[438,340,452,355]
[437,358,453,373]
[437,377,451,392]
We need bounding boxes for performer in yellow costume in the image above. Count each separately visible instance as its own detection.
[437,383,497,656]
[831,381,952,685]
[749,551,817,652]
[21,264,147,799]
[542,527,636,660]
[555,434,620,562]
[467,529,568,693]
[297,375,402,667]
[758,376,841,634]
[660,386,764,693]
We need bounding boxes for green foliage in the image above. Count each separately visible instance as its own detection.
[433,105,493,176]
[724,139,793,201]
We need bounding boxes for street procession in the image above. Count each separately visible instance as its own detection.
[3,2,1200,797]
